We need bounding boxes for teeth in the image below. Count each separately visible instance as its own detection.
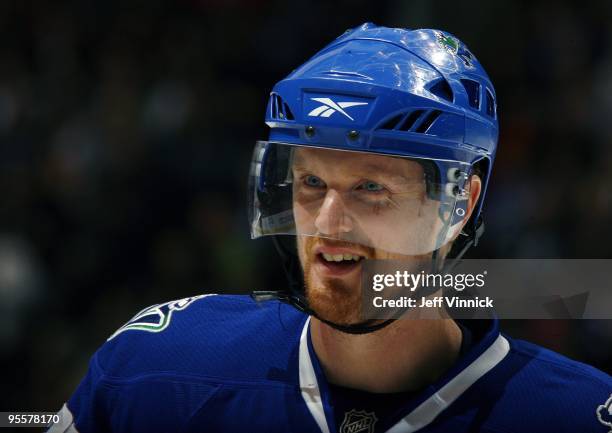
[321,253,362,262]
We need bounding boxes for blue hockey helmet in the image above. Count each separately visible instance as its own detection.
[250,23,497,254]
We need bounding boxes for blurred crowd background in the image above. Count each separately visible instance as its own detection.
[1,0,611,411]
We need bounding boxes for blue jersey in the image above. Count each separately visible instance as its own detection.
[50,295,612,433]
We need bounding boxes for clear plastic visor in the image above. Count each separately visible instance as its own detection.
[249,141,472,256]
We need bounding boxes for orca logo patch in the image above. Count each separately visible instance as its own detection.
[108,294,215,340]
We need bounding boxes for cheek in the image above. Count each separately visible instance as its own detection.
[296,236,306,265]
[296,235,314,268]
[372,246,431,263]
[361,205,443,255]
[293,198,310,264]
[373,248,400,261]
[293,199,318,234]
[293,199,303,224]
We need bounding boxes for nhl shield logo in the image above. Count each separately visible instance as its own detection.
[339,409,377,433]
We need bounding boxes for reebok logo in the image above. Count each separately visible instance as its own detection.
[307,97,368,121]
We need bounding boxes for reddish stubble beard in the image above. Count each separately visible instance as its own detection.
[299,233,440,326]
[299,235,421,326]
[299,236,366,325]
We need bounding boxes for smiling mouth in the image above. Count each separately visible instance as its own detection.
[320,252,364,263]
[315,252,365,275]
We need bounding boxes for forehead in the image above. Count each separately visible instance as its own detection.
[292,146,424,179]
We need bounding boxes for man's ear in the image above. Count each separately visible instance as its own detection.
[463,174,482,227]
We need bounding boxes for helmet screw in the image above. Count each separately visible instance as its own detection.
[305,126,315,137]
[347,130,360,140]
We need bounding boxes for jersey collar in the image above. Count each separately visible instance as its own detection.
[298,317,510,433]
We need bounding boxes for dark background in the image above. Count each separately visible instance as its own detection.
[1,0,611,410]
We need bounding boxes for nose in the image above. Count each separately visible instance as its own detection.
[314,189,353,235]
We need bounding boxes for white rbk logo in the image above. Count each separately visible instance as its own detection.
[308,98,368,121]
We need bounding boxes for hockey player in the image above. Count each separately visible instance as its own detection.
[50,23,612,433]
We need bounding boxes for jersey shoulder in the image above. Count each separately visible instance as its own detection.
[94,294,307,385]
[508,337,611,387]
[464,335,612,432]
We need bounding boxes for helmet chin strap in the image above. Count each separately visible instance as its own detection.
[252,220,484,335]
[251,288,401,335]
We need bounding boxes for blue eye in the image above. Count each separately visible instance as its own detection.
[304,175,325,187]
[359,180,384,192]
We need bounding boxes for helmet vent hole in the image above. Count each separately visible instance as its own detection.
[415,110,441,133]
[376,109,443,134]
[269,93,294,121]
[460,79,481,109]
[283,102,294,120]
[428,78,453,102]
[398,110,424,131]
[379,113,403,130]
[485,89,495,118]
[271,94,279,118]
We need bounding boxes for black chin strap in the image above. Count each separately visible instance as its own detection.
[251,289,401,335]
[251,218,485,335]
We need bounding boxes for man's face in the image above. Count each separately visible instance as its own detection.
[292,147,443,325]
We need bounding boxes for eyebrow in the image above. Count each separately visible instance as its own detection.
[293,162,422,184]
